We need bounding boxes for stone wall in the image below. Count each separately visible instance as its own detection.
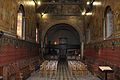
[84,38,120,80]
[0,0,43,79]
[84,0,120,79]
[86,0,120,42]
[0,0,37,42]
[38,14,84,43]
[0,35,43,80]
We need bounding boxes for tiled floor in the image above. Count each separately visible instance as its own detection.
[27,60,100,80]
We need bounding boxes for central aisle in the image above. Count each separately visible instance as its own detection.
[27,59,100,80]
[56,58,73,80]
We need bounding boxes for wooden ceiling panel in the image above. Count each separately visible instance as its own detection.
[35,0,86,16]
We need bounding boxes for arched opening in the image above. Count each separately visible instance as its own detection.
[43,23,81,60]
[17,4,26,40]
[103,6,113,39]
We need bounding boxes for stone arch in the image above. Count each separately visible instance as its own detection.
[18,4,25,16]
[41,21,83,47]
[44,23,80,43]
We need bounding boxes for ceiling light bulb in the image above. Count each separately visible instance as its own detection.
[41,13,48,19]
[24,1,35,6]
[82,11,86,15]
[86,12,92,16]
[38,1,41,5]
[87,1,102,6]
[82,9,86,15]
[87,2,90,5]
[93,2,102,6]
[42,13,44,16]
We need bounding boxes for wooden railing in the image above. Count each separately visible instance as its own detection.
[0,34,42,80]
[84,38,120,80]
[0,34,40,48]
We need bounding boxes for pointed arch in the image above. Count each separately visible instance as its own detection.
[103,6,113,39]
[17,4,26,39]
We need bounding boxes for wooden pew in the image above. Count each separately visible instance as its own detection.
[0,67,3,80]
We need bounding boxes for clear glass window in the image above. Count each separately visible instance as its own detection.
[104,6,113,39]
[17,12,23,39]
[17,4,25,40]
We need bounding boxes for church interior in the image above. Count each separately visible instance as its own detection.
[0,0,120,80]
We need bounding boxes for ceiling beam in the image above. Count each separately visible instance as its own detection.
[40,2,83,5]
[45,14,82,16]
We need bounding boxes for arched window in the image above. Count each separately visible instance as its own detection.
[17,4,25,39]
[36,28,39,43]
[104,6,113,39]
[36,21,39,43]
